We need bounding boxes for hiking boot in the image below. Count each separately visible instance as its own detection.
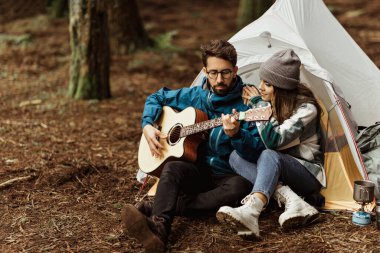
[274,185,319,229]
[135,200,154,217]
[146,215,169,245]
[121,204,168,253]
[216,193,265,239]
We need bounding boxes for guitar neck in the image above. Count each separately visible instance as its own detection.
[180,112,239,137]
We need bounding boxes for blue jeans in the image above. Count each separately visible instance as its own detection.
[229,150,321,202]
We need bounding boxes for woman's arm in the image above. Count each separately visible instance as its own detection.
[257,103,318,149]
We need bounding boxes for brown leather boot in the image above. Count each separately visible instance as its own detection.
[135,201,153,217]
[121,204,167,253]
[146,215,169,245]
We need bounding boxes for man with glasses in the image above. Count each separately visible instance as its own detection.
[121,40,265,253]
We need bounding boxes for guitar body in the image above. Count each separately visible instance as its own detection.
[138,106,208,177]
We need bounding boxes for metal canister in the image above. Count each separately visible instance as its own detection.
[377,200,380,230]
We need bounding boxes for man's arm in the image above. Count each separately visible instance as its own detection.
[230,125,266,163]
[141,86,202,156]
[222,111,266,163]
[142,86,200,129]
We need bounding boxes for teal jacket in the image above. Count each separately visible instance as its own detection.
[142,76,265,175]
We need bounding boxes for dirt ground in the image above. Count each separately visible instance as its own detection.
[0,0,380,252]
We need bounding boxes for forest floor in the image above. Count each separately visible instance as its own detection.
[1,0,380,252]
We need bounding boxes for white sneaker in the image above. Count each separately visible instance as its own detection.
[274,185,319,229]
[216,194,264,239]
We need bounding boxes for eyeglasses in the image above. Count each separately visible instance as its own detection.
[206,69,233,80]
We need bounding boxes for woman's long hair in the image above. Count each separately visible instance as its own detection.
[271,83,322,124]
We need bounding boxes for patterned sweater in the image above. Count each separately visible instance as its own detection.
[251,99,326,187]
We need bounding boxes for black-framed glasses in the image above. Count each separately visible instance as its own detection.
[206,69,233,80]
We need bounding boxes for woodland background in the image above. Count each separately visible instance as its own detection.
[0,0,380,252]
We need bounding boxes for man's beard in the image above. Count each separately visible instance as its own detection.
[212,83,230,96]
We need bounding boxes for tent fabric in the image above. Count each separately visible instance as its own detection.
[191,0,380,210]
[231,0,380,128]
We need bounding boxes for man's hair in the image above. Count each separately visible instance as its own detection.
[200,40,237,67]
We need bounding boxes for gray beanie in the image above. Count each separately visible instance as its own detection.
[259,49,301,90]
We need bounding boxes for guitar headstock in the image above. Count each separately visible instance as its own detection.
[240,105,272,122]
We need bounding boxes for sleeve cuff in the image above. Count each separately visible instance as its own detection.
[249,96,262,105]
[231,129,242,140]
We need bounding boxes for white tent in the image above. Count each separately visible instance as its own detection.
[192,0,380,210]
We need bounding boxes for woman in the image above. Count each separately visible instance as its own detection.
[217,49,325,238]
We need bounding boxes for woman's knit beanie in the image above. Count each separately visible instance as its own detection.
[259,49,301,90]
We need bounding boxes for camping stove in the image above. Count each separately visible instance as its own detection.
[352,180,375,226]
[352,210,371,226]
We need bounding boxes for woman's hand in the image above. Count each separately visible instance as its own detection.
[222,109,240,137]
[242,85,260,105]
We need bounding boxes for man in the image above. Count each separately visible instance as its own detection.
[121,40,265,253]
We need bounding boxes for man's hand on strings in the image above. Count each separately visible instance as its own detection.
[143,125,165,157]
[222,109,240,137]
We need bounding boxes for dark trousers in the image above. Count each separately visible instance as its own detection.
[152,161,253,223]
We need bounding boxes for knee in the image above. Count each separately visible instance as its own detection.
[229,150,240,169]
[260,149,279,159]
[160,161,183,178]
[258,150,281,165]
[229,150,252,171]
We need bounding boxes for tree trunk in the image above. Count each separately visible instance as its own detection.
[237,0,272,30]
[49,0,68,18]
[108,0,154,55]
[68,0,111,99]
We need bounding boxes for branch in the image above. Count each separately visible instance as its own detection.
[0,175,34,190]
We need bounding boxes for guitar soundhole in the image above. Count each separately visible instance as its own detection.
[168,124,182,145]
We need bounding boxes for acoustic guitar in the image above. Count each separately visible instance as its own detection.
[138,105,272,177]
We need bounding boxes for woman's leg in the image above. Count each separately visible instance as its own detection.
[216,150,280,237]
[229,149,320,201]
[250,149,283,202]
[218,149,321,234]
[229,150,258,183]
[266,151,321,228]
[229,150,269,204]
[275,153,321,196]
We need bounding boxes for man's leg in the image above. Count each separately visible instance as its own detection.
[122,161,209,253]
[152,160,211,222]
[178,173,253,216]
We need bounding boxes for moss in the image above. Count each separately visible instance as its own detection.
[75,74,95,99]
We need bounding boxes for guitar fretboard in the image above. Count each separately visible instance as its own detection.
[180,112,240,137]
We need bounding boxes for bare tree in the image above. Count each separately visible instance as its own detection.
[68,0,111,99]
[237,0,272,30]
[49,0,68,18]
[108,0,154,55]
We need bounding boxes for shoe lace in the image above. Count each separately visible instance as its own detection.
[276,190,293,210]
[241,193,255,205]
